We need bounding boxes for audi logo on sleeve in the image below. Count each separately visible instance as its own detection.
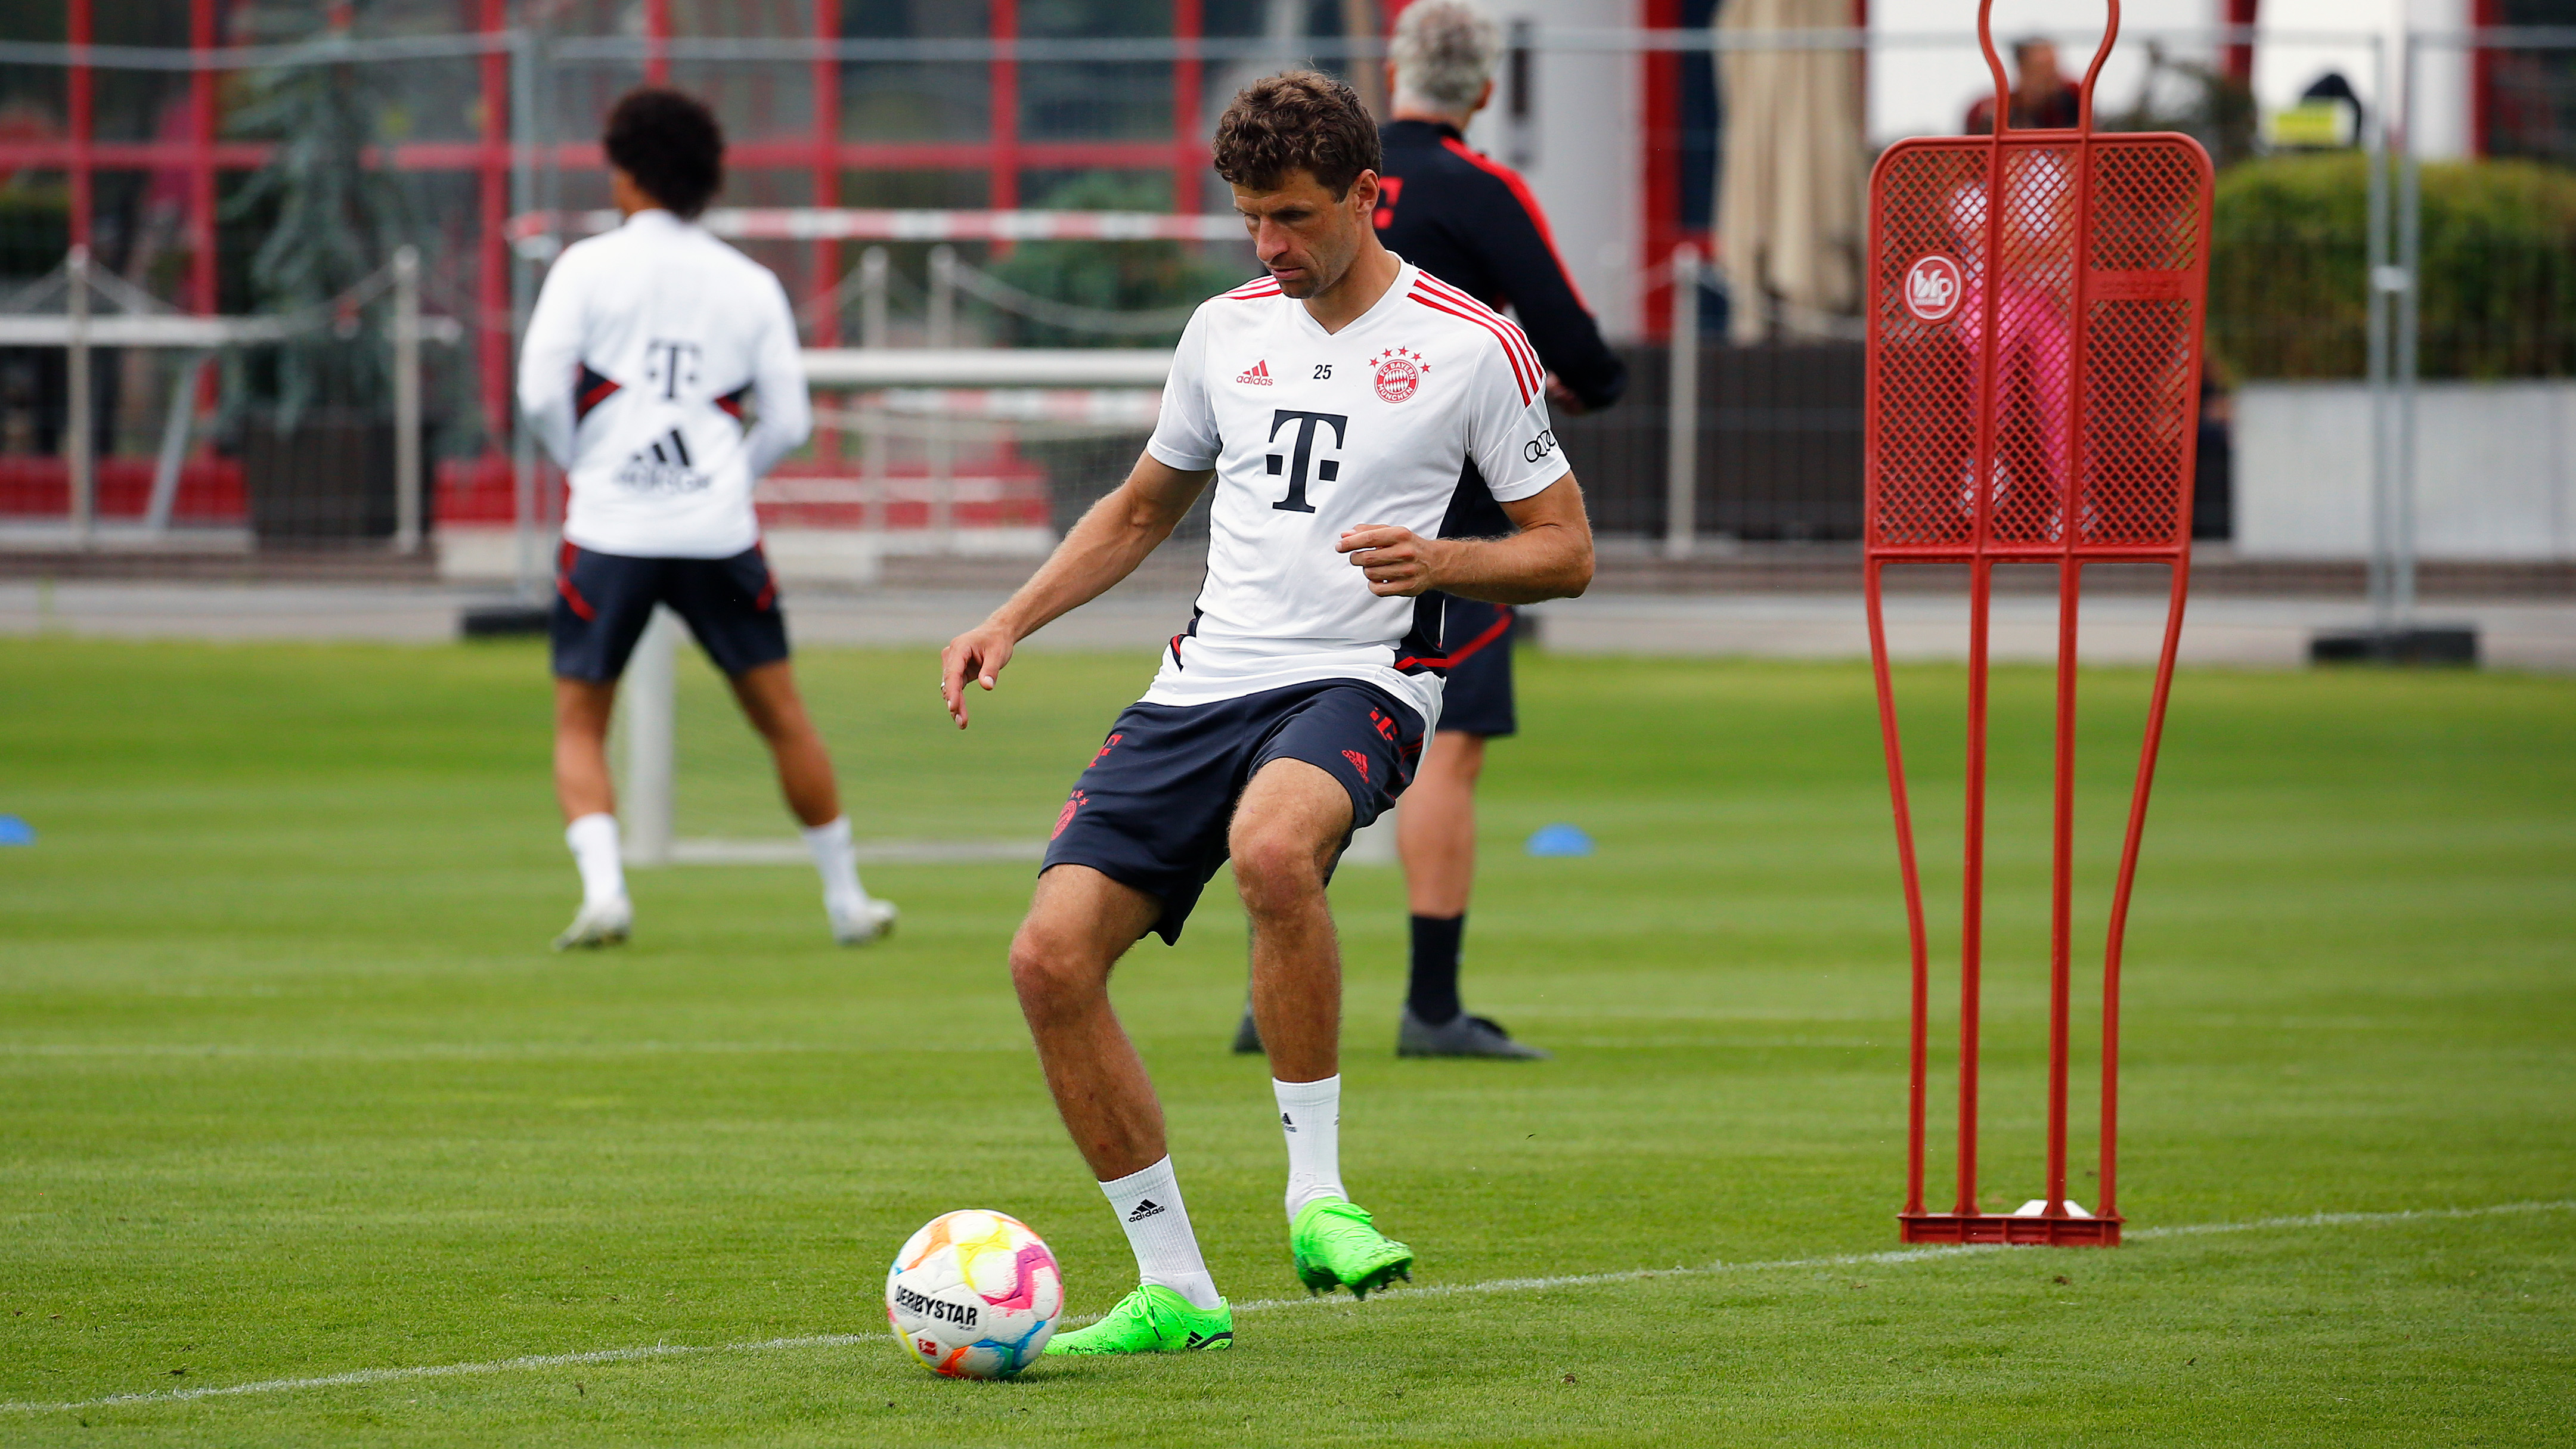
[1902,255,1966,323]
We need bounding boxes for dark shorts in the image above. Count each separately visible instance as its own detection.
[1041,679,1428,945]
[1434,599,1518,738]
[550,542,790,682]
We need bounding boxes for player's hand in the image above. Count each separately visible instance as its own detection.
[940,623,1016,730]
[1338,525,1445,597]
[1544,373,1590,417]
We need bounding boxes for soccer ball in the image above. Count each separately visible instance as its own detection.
[884,1209,1063,1377]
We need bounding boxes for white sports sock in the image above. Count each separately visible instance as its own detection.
[1098,1156,1221,1310]
[801,816,867,910]
[565,813,625,910]
[1273,1075,1347,1223]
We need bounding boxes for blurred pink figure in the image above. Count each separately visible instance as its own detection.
[1946,171,2073,535]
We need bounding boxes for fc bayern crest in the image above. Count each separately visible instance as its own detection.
[1370,347,1426,404]
[1901,254,1965,323]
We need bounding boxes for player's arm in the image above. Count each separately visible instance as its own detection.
[938,454,1213,729]
[514,255,587,468]
[741,271,813,479]
[1339,473,1592,605]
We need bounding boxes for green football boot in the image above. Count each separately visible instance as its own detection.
[1043,1284,1233,1355]
[1289,1199,1414,1298]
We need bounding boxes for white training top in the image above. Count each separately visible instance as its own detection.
[516,209,811,558]
[1141,258,1570,726]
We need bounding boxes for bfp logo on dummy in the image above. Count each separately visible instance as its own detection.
[1903,255,1965,324]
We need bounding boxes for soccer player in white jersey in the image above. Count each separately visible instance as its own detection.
[517,88,895,951]
[940,72,1594,1355]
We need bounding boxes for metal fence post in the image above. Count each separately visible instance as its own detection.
[143,352,207,535]
[2366,33,2395,631]
[510,25,543,603]
[2393,30,2422,625]
[394,245,424,556]
[619,606,678,866]
[67,244,92,549]
[929,244,957,546]
[1663,241,1700,561]
[860,246,888,536]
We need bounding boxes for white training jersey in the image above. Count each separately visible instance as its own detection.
[516,209,811,558]
[1141,257,1570,726]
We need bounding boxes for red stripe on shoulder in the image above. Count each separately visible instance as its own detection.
[1223,276,1283,300]
[1418,274,1542,370]
[1417,274,1544,381]
[1437,136,1592,311]
[1411,291,1536,404]
[1408,290,1536,405]
[1414,275,1545,396]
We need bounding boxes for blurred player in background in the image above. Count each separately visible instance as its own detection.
[943,73,1594,1355]
[1965,36,2077,133]
[517,88,896,952]
[1231,0,1626,1060]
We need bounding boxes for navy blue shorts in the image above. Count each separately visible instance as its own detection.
[1042,679,1427,945]
[1433,598,1518,738]
[550,542,790,682]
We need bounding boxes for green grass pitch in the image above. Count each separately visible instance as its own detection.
[2,635,2571,1444]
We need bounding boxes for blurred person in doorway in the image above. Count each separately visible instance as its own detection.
[517,86,895,952]
[1965,36,2079,134]
[1229,0,1625,1061]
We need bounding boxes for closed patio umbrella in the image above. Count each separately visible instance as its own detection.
[1717,0,1868,341]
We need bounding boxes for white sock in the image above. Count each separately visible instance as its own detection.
[565,813,625,910]
[1273,1075,1347,1223]
[801,816,867,910]
[1098,1156,1221,1310]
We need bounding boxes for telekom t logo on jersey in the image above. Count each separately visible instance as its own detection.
[1902,255,1965,323]
[1266,410,1347,514]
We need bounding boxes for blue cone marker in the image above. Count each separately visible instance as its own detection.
[1525,823,1593,858]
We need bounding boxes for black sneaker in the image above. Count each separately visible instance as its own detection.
[1397,1007,1551,1060]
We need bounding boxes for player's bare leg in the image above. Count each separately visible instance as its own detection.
[727,660,838,827]
[554,678,620,822]
[1231,757,1415,1298]
[1010,864,1171,1180]
[1015,865,1233,1349]
[551,678,630,950]
[730,660,894,944]
[1399,730,1483,916]
[1232,758,1351,1084]
[1397,731,1547,1058]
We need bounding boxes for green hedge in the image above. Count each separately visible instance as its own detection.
[2210,153,2576,380]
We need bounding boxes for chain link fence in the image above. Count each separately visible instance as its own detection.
[9,15,2576,592]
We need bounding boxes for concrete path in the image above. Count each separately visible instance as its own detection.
[5,579,2573,671]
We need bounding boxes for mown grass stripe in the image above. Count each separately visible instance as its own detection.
[10,1199,2565,1416]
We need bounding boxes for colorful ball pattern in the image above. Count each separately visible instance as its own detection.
[884,1209,1062,1377]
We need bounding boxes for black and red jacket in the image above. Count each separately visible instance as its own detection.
[1374,118,1629,417]
[1375,118,1626,545]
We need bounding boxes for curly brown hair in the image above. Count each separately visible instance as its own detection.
[1211,71,1381,199]
[604,87,724,218]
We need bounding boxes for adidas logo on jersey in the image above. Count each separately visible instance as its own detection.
[1126,1197,1167,1223]
[1235,359,1273,385]
[614,427,709,494]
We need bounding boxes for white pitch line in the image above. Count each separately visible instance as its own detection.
[7,1199,2568,1416]
[1,1336,875,1416]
